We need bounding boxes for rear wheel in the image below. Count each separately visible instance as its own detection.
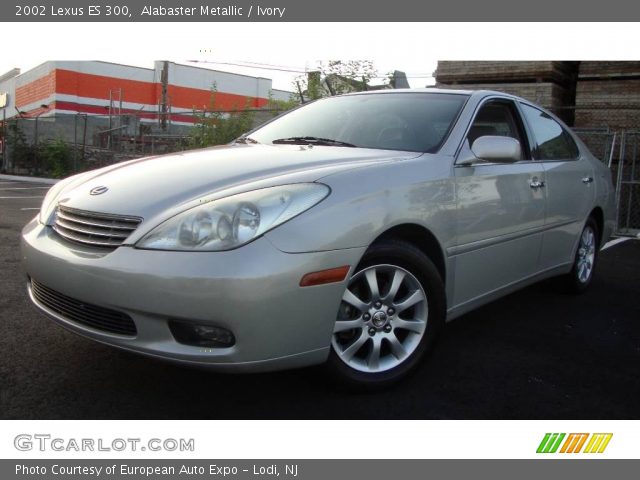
[554,217,599,294]
[326,239,445,389]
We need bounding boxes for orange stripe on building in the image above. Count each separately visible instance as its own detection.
[166,84,268,110]
[17,69,269,112]
[55,69,157,105]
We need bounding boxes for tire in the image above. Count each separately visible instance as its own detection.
[326,239,446,389]
[553,217,600,294]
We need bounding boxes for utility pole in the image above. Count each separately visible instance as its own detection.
[0,91,7,171]
[81,114,87,164]
[160,61,169,132]
[1,107,5,172]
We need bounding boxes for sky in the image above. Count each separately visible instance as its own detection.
[1,22,639,92]
[0,23,440,91]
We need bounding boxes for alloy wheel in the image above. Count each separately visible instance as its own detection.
[576,225,596,283]
[331,264,429,373]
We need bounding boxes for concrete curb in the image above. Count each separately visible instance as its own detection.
[0,174,58,185]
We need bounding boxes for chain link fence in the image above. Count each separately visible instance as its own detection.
[613,132,640,235]
[575,129,640,236]
[0,107,286,178]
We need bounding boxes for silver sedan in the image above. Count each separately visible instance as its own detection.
[21,89,616,387]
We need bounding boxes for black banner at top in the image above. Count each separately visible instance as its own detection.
[4,0,640,21]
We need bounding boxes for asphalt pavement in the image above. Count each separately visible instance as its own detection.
[1,178,639,419]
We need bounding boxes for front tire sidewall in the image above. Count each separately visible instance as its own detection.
[326,241,445,388]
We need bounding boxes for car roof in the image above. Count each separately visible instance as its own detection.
[345,87,527,103]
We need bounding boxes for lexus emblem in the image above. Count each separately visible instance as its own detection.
[90,186,109,196]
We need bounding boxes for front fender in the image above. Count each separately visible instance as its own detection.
[265,154,456,254]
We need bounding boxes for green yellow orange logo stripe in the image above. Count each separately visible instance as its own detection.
[583,433,613,453]
[537,433,612,453]
[537,433,566,453]
[559,433,589,453]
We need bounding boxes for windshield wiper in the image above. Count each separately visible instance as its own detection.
[235,135,259,144]
[271,136,357,147]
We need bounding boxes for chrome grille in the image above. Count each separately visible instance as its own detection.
[31,279,137,336]
[53,205,142,249]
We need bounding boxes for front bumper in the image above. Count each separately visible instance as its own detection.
[21,218,365,372]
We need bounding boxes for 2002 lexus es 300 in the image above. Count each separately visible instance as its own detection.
[22,89,615,387]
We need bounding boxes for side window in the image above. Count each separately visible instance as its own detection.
[466,100,528,160]
[520,104,579,160]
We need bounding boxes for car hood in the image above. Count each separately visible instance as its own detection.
[56,143,420,225]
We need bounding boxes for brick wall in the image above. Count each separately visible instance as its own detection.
[574,63,640,130]
[434,61,578,125]
[434,61,640,130]
[436,61,576,86]
[15,70,55,108]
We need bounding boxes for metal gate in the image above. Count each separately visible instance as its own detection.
[575,129,640,236]
[614,132,640,235]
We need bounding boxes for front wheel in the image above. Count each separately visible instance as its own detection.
[326,240,445,389]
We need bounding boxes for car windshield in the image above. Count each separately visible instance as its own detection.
[249,92,469,153]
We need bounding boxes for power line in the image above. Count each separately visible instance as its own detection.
[186,60,435,79]
[186,60,307,73]
[223,59,309,71]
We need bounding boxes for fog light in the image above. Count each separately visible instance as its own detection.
[169,320,235,348]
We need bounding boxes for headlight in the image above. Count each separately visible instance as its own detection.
[137,183,330,251]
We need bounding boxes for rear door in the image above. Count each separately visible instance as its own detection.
[519,103,595,270]
[452,98,545,308]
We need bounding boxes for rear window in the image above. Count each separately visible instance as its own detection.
[251,93,468,153]
[520,103,580,160]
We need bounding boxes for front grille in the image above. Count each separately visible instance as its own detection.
[53,205,142,249]
[31,279,137,336]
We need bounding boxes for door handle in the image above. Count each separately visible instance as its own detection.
[582,176,594,184]
[529,180,545,189]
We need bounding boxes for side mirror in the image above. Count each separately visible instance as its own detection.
[458,136,522,165]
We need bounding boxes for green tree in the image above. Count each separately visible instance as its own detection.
[189,86,256,148]
[294,60,379,101]
[6,121,31,171]
[265,91,299,118]
[40,138,73,178]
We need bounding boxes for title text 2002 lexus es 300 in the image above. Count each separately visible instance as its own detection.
[22,89,615,387]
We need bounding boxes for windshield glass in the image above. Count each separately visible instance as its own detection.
[250,92,468,153]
